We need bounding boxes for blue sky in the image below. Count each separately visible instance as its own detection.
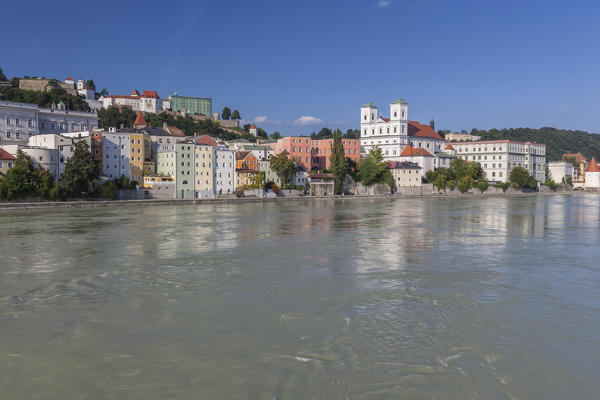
[2,0,600,135]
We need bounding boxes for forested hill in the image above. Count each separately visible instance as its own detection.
[470,127,600,161]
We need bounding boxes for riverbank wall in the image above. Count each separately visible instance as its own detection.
[0,190,590,212]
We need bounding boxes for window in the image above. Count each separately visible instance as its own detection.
[6,117,11,124]
[15,118,20,125]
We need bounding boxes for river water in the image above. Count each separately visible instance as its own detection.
[1,194,599,399]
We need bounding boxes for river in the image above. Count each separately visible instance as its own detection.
[1,194,599,399]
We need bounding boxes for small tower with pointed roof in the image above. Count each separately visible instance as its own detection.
[249,124,258,137]
[134,111,147,129]
[584,157,600,188]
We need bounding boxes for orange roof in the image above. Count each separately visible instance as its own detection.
[106,94,140,100]
[400,145,433,157]
[131,89,140,96]
[194,135,217,146]
[407,121,443,140]
[381,118,390,122]
[0,148,15,160]
[445,144,455,150]
[563,152,588,163]
[134,112,146,126]
[141,90,159,99]
[585,158,600,173]
[66,77,74,81]
[250,124,257,129]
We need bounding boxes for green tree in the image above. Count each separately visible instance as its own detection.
[61,141,100,196]
[0,67,7,82]
[270,131,281,140]
[357,148,388,186]
[231,109,241,120]
[269,150,297,185]
[329,133,349,194]
[221,107,231,120]
[85,79,96,90]
[99,88,109,97]
[509,166,537,189]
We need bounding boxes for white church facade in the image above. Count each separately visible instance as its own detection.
[360,99,445,161]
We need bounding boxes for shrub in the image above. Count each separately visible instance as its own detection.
[477,180,489,193]
[96,182,116,199]
[457,180,469,193]
[494,182,510,192]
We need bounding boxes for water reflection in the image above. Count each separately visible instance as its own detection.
[1,194,600,399]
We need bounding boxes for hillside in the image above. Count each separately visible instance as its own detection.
[471,127,600,161]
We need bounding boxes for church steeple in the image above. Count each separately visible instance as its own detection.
[429,118,435,131]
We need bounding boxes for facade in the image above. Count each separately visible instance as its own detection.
[548,161,574,184]
[215,147,235,195]
[359,100,445,161]
[273,136,361,171]
[584,158,600,188]
[388,161,422,188]
[168,94,212,116]
[0,101,38,142]
[27,133,91,178]
[398,145,434,176]
[360,100,408,160]
[434,144,457,169]
[141,175,174,189]
[235,169,260,189]
[102,90,168,114]
[562,152,588,182]
[128,132,152,183]
[101,129,131,179]
[258,160,281,186]
[194,142,216,198]
[445,132,481,142]
[235,151,259,170]
[156,143,195,199]
[0,148,15,175]
[249,124,258,137]
[452,140,546,182]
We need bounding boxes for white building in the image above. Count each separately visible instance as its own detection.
[215,146,235,195]
[452,140,546,182]
[434,144,457,169]
[101,90,167,114]
[249,124,258,137]
[548,161,574,184]
[584,158,600,188]
[360,99,445,161]
[398,145,435,176]
[28,133,91,178]
[101,128,131,179]
[0,144,59,178]
[0,100,98,143]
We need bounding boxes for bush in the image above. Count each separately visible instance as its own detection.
[494,182,510,192]
[457,180,469,193]
[96,182,116,199]
[448,180,457,191]
[477,180,489,193]
[544,179,558,190]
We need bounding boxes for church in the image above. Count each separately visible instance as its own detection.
[360,99,445,161]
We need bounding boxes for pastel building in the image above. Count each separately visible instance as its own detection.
[562,152,588,182]
[0,148,16,175]
[101,129,131,179]
[273,136,361,171]
[215,147,235,195]
[194,136,217,198]
[312,138,361,170]
[27,133,91,178]
[101,90,168,114]
[398,145,435,176]
[236,151,259,170]
[453,140,546,182]
[388,161,422,188]
[548,161,574,184]
[584,158,600,189]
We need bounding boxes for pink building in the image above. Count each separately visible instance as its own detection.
[273,137,361,171]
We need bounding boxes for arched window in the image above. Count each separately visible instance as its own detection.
[394,112,397,117]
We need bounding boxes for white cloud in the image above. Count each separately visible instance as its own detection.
[293,115,325,125]
[376,0,391,7]
[254,116,268,123]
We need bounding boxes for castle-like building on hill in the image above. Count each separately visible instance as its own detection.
[360,99,445,161]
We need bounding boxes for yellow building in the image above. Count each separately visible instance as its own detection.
[235,169,261,189]
[129,133,152,183]
[141,175,174,189]
[388,161,422,188]
[194,143,215,198]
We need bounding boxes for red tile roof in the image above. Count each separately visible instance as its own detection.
[585,158,600,173]
[194,135,217,146]
[141,90,159,99]
[106,94,140,100]
[236,151,252,160]
[400,145,433,157]
[250,124,257,129]
[0,148,16,160]
[66,77,73,81]
[563,152,588,163]
[381,118,390,122]
[165,126,185,137]
[131,90,140,96]
[445,144,455,150]
[407,121,443,140]
[134,112,146,126]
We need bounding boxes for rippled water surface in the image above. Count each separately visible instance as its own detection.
[1,195,600,399]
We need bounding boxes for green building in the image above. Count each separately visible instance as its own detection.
[169,94,212,116]
[156,143,195,199]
